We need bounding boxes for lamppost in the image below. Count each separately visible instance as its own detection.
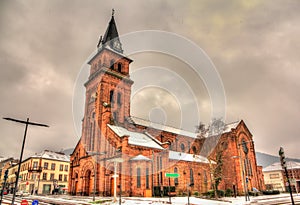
[87,151,106,201]
[2,117,49,205]
[107,151,123,202]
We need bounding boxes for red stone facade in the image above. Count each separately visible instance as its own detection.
[69,13,264,197]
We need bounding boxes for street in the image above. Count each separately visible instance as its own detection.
[1,193,300,205]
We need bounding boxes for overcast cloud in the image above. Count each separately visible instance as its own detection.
[0,0,299,159]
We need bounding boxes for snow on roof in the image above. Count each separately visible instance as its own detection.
[32,150,70,162]
[263,161,300,172]
[169,150,210,164]
[222,120,241,133]
[107,124,164,150]
[130,155,152,161]
[130,116,199,138]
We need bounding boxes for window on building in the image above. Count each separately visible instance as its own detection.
[174,167,178,186]
[64,165,68,172]
[137,168,141,188]
[42,173,47,180]
[203,170,207,183]
[60,164,64,171]
[160,172,163,184]
[180,143,185,152]
[58,174,63,181]
[190,169,194,186]
[118,63,122,72]
[168,141,172,150]
[44,162,48,170]
[64,175,68,182]
[117,93,122,105]
[50,174,54,180]
[192,146,197,154]
[110,60,115,69]
[51,163,55,170]
[33,161,38,168]
[270,173,280,179]
[146,168,149,189]
[110,90,115,105]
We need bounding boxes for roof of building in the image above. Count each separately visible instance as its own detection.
[130,116,241,139]
[130,155,152,161]
[169,150,210,164]
[130,116,199,138]
[31,150,70,162]
[107,124,164,150]
[263,161,300,172]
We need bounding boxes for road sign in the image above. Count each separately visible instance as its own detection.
[32,200,39,205]
[21,199,28,205]
[165,173,180,178]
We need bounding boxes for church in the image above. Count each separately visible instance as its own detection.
[69,12,264,197]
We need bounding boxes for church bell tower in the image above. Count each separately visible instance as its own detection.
[82,10,133,152]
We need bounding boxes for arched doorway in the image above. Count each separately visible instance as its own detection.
[83,170,92,196]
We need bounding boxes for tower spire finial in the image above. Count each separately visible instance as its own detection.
[112,8,115,16]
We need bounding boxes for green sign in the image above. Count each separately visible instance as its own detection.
[165,173,180,178]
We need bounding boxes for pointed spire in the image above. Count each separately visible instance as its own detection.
[99,9,123,53]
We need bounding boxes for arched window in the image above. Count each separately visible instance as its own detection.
[168,141,172,150]
[190,169,194,186]
[110,90,114,105]
[118,63,122,72]
[180,143,185,152]
[137,168,141,188]
[174,167,178,186]
[192,146,197,154]
[117,93,122,105]
[110,60,115,69]
[146,168,149,189]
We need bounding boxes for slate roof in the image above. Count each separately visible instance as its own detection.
[130,155,152,161]
[107,124,164,150]
[130,116,199,139]
[169,150,210,164]
[263,161,300,172]
[31,150,70,162]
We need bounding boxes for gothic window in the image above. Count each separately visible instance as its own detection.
[190,169,194,186]
[117,93,122,105]
[110,90,115,105]
[146,168,149,189]
[113,112,118,123]
[192,146,197,154]
[118,63,122,72]
[180,143,185,152]
[110,60,115,69]
[168,141,172,150]
[174,167,178,186]
[137,168,141,188]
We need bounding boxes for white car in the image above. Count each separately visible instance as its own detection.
[16,190,30,197]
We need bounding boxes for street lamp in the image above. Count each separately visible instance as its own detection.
[87,151,106,201]
[107,151,123,202]
[2,117,49,205]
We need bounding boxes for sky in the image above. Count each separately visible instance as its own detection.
[0,0,300,160]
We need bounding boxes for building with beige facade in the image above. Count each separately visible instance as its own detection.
[6,150,70,195]
[263,161,300,193]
